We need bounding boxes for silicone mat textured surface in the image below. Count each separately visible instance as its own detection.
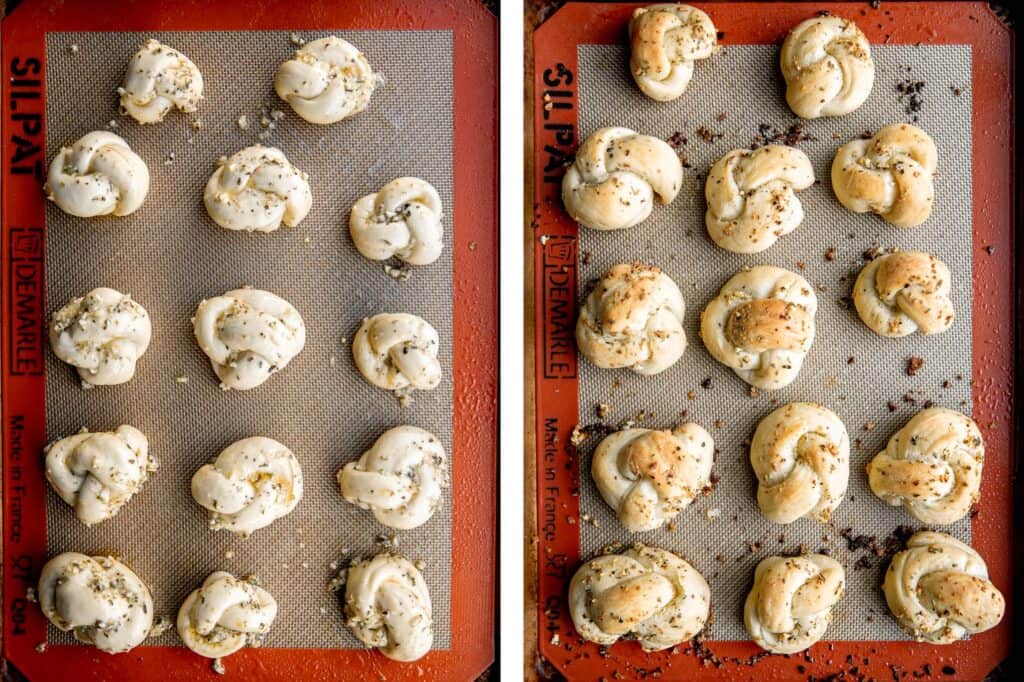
[44,29,453,649]
[575,43,972,641]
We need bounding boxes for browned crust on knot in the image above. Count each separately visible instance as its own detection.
[874,251,943,299]
[724,298,811,352]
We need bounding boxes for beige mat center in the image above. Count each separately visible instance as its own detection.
[575,43,972,641]
[44,29,453,650]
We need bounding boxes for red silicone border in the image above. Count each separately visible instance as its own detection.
[533,3,1014,680]
[1,1,497,680]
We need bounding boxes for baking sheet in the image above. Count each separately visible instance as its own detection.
[44,29,453,649]
[574,42,972,641]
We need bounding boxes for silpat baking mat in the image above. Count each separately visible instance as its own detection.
[574,42,971,643]
[43,28,454,651]
[2,1,496,679]
[532,2,1013,680]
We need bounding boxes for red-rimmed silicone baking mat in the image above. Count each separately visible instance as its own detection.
[531,2,1013,679]
[1,0,496,679]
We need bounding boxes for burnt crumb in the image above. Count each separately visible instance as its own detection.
[985,244,995,255]
[581,251,592,265]
[750,122,815,149]
[906,356,925,376]
[870,0,880,8]
[942,379,951,388]
[847,356,856,364]
[696,126,723,143]
[716,31,725,41]
[942,666,956,676]
[863,246,883,261]
[897,79,925,119]
[816,9,831,16]
[701,377,714,390]
[887,401,898,412]
[667,132,688,148]
[854,555,874,571]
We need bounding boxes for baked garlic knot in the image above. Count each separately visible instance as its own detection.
[780,16,874,119]
[192,288,306,390]
[120,39,202,124]
[50,287,151,387]
[204,145,311,232]
[744,553,845,654]
[191,436,303,537]
[569,545,709,651]
[38,553,154,654]
[832,124,937,227]
[628,4,717,102]
[45,425,155,526]
[701,266,817,390]
[177,572,277,658]
[350,177,444,265]
[853,250,953,337]
[562,127,683,231]
[750,403,849,524]
[705,145,814,253]
[274,36,376,125]
[344,553,433,662]
[576,263,686,375]
[45,131,149,218]
[867,408,983,525]
[353,313,442,391]
[338,426,447,530]
[591,423,713,532]
[885,531,1004,643]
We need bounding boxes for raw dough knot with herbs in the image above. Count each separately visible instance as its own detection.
[119,39,203,124]
[190,436,303,537]
[832,124,938,227]
[338,425,448,530]
[853,250,954,337]
[349,177,444,266]
[866,408,983,525]
[591,423,713,532]
[274,36,377,125]
[576,263,687,375]
[177,572,278,658]
[45,425,155,526]
[45,131,150,218]
[192,288,306,391]
[750,402,849,524]
[744,553,845,654]
[569,545,710,651]
[38,553,154,654]
[628,3,717,102]
[884,531,1004,644]
[203,145,312,232]
[562,127,683,231]
[701,266,817,390]
[780,15,874,119]
[352,313,442,391]
[49,287,151,387]
[705,145,815,253]
[342,553,433,662]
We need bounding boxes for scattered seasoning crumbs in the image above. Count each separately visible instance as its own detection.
[906,356,925,376]
[667,131,687,148]
[695,126,722,143]
[750,122,815,149]
[824,246,836,261]
[896,79,925,119]
[384,263,410,281]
